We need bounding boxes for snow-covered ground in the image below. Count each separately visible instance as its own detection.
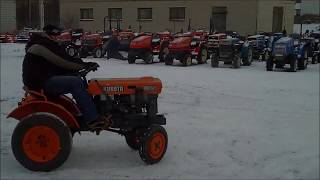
[1,43,319,180]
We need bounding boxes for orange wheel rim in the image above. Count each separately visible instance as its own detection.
[148,132,166,159]
[22,126,61,163]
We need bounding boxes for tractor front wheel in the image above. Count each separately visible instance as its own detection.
[11,114,72,171]
[164,53,174,65]
[242,48,253,66]
[182,54,192,66]
[289,55,298,72]
[197,48,208,64]
[93,48,103,58]
[139,125,168,164]
[266,57,274,71]
[211,53,219,67]
[143,51,154,64]
[232,53,241,68]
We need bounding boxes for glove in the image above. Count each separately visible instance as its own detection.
[84,62,99,71]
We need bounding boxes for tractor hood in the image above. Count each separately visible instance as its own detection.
[169,37,192,49]
[130,35,152,49]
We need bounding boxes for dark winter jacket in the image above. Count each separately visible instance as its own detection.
[23,32,86,90]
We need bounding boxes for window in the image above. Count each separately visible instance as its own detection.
[169,7,185,20]
[138,8,152,20]
[80,8,93,20]
[108,8,122,20]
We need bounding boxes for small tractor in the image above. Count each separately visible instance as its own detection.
[207,33,228,55]
[78,33,104,58]
[164,32,209,66]
[266,37,307,72]
[211,37,253,68]
[8,64,168,172]
[247,34,267,60]
[310,31,320,63]
[128,32,173,64]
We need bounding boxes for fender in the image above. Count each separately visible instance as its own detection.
[7,100,80,129]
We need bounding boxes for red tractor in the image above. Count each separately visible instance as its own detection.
[164,32,209,66]
[8,65,168,171]
[128,32,173,64]
[0,32,16,43]
[79,33,104,58]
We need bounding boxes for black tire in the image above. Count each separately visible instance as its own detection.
[11,113,72,172]
[93,48,103,58]
[159,42,169,62]
[67,46,77,57]
[289,55,298,72]
[182,53,192,66]
[266,56,274,71]
[232,53,241,69]
[139,125,168,164]
[262,51,270,62]
[298,57,308,70]
[128,50,136,64]
[242,48,253,66]
[125,130,141,150]
[211,53,219,68]
[197,48,208,64]
[164,53,174,65]
[143,51,154,64]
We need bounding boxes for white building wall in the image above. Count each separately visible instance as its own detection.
[301,0,320,15]
[0,0,17,33]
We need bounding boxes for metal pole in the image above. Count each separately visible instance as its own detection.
[39,0,44,29]
[28,0,32,27]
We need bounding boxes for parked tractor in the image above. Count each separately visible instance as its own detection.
[266,37,307,72]
[310,31,320,63]
[79,33,104,58]
[164,33,209,66]
[247,35,267,60]
[207,33,227,55]
[8,64,168,171]
[211,38,253,68]
[128,32,173,64]
[0,33,16,43]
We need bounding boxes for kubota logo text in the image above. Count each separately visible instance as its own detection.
[105,86,124,92]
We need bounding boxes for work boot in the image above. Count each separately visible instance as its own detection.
[87,115,112,130]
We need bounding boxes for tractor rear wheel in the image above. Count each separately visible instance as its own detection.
[164,53,174,65]
[139,125,168,164]
[128,50,136,64]
[242,48,253,66]
[289,55,298,72]
[159,42,169,62]
[211,53,219,67]
[232,53,241,68]
[182,54,192,66]
[197,48,208,64]
[11,113,72,172]
[298,57,308,70]
[143,51,154,64]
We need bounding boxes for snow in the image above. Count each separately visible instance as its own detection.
[1,43,319,179]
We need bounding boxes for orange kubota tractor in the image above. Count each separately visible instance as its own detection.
[8,64,167,172]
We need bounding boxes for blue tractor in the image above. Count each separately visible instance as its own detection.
[248,35,267,60]
[211,37,253,68]
[266,37,308,72]
[309,31,320,64]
